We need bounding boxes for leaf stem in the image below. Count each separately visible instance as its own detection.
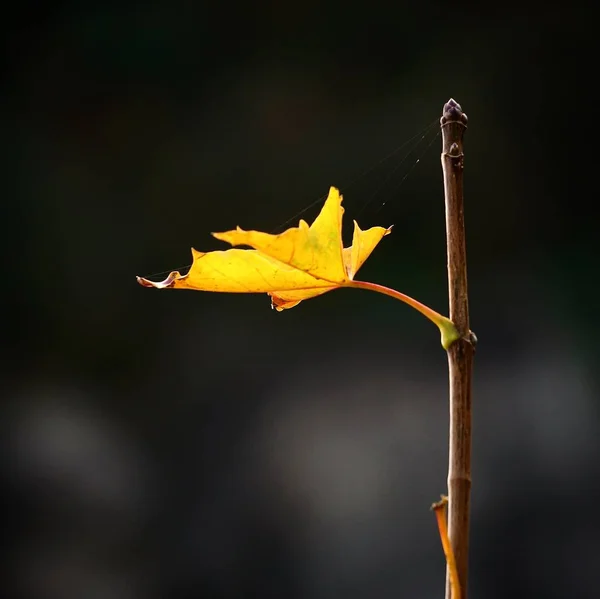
[432,496,461,599]
[349,280,459,349]
[440,98,475,599]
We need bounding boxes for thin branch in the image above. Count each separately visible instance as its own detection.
[440,99,475,599]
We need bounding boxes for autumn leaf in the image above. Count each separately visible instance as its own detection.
[137,186,460,348]
[137,187,388,308]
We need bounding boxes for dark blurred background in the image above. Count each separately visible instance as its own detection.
[3,2,598,598]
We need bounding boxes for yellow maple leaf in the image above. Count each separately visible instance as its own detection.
[138,187,389,309]
[137,186,460,348]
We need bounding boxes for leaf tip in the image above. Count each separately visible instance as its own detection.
[136,275,152,287]
[326,186,344,211]
[269,293,301,311]
[136,271,180,289]
[211,228,247,247]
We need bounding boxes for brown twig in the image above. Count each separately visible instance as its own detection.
[440,99,475,599]
[432,496,461,599]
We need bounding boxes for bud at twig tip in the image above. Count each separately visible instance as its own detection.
[441,98,468,126]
